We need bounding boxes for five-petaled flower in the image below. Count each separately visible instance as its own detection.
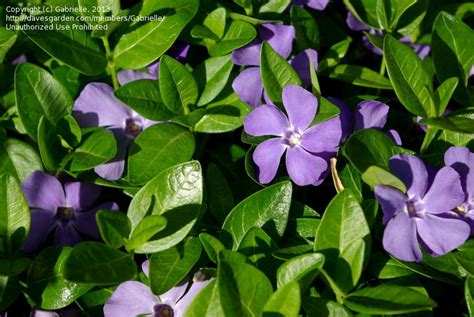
[444,146,474,234]
[244,85,342,186]
[375,154,470,262]
[21,171,118,253]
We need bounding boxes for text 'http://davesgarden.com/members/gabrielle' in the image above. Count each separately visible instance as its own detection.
[3,4,165,31]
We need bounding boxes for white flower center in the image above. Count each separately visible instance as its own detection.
[288,133,302,146]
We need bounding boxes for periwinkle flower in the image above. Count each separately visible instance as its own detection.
[374,154,470,262]
[231,23,318,107]
[346,12,430,59]
[104,271,212,317]
[73,83,156,180]
[292,0,329,10]
[244,85,342,186]
[20,171,118,253]
[444,146,474,233]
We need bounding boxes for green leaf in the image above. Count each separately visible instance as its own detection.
[15,63,73,140]
[344,0,379,29]
[291,5,319,51]
[126,215,167,251]
[149,238,202,295]
[238,227,278,266]
[127,161,203,252]
[195,55,234,106]
[27,246,92,309]
[206,163,234,223]
[302,297,352,317]
[114,0,199,69]
[21,14,107,75]
[344,285,437,314]
[0,276,20,311]
[217,251,273,317]
[433,77,459,116]
[318,37,352,71]
[0,174,30,256]
[0,257,31,277]
[194,97,251,133]
[62,128,117,172]
[326,64,393,89]
[115,79,175,121]
[183,280,219,317]
[63,242,136,285]
[343,128,414,173]
[259,0,291,14]
[276,253,325,289]
[311,97,341,125]
[420,116,474,134]
[57,115,82,148]
[127,123,195,184]
[339,163,363,202]
[203,8,227,39]
[466,277,474,316]
[384,34,434,117]
[199,233,226,264]
[263,282,300,317]
[96,210,131,249]
[432,12,474,106]
[159,55,199,114]
[454,240,474,277]
[0,27,17,63]
[361,165,407,192]
[208,21,257,56]
[37,116,67,172]
[261,42,302,104]
[0,138,43,182]
[314,190,371,293]
[222,181,292,249]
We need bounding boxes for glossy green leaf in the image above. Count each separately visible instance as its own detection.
[27,246,92,309]
[21,14,107,75]
[433,77,459,116]
[326,64,393,89]
[0,174,30,256]
[420,116,474,134]
[159,55,199,114]
[259,0,291,14]
[260,41,302,104]
[238,227,278,266]
[384,35,434,117]
[314,190,371,293]
[149,238,202,295]
[63,242,136,285]
[302,297,352,317]
[0,138,43,182]
[115,79,175,121]
[203,8,227,39]
[318,37,352,71]
[37,116,67,172]
[263,282,300,317]
[127,123,195,184]
[96,210,131,249]
[0,27,17,63]
[454,240,474,277]
[276,253,325,289]
[311,97,341,125]
[15,63,73,140]
[0,276,20,311]
[126,215,167,251]
[432,12,474,106]
[183,280,219,317]
[199,233,226,264]
[208,21,257,56]
[222,181,292,249]
[114,0,199,69]
[466,277,474,316]
[0,257,31,277]
[344,285,437,314]
[196,55,234,106]
[206,163,234,223]
[291,6,319,51]
[361,165,407,192]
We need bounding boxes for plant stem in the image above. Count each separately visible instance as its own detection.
[101,36,119,90]
[320,268,346,304]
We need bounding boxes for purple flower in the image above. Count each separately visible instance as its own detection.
[104,271,212,317]
[231,23,318,107]
[346,12,430,59]
[20,171,118,253]
[374,154,470,262]
[244,85,342,186]
[73,83,156,180]
[444,146,474,233]
[330,97,402,145]
[292,0,329,10]
[117,43,190,85]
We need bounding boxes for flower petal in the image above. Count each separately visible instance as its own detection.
[386,129,402,146]
[417,214,470,256]
[22,210,55,253]
[54,225,82,246]
[175,280,212,314]
[260,24,295,59]
[159,281,189,305]
[328,97,354,141]
[374,185,407,224]
[64,181,101,210]
[21,171,65,211]
[253,138,286,184]
[423,166,465,213]
[346,12,370,31]
[103,281,158,317]
[244,104,289,137]
[444,146,474,197]
[232,67,264,108]
[286,147,328,186]
[300,117,342,153]
[74,202,119,239]
[117,70,155,86]
[94,129,131,181]
[382,212,422,262]
[168,43,190,63]
[353,100,389,131]
[389,154,428,198]
[142,260,150,276]
[30,310,59,317]
[305,0,330,10]
[282,85,317,131]
[231,39,262,67]
[290,49,318,86]
[73,83,131,128]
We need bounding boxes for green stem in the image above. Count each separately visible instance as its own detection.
[379,55,386,77]
[320,268,346,304]
[101,36,119,90]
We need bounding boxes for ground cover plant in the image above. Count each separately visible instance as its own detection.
[0,0,474,316]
